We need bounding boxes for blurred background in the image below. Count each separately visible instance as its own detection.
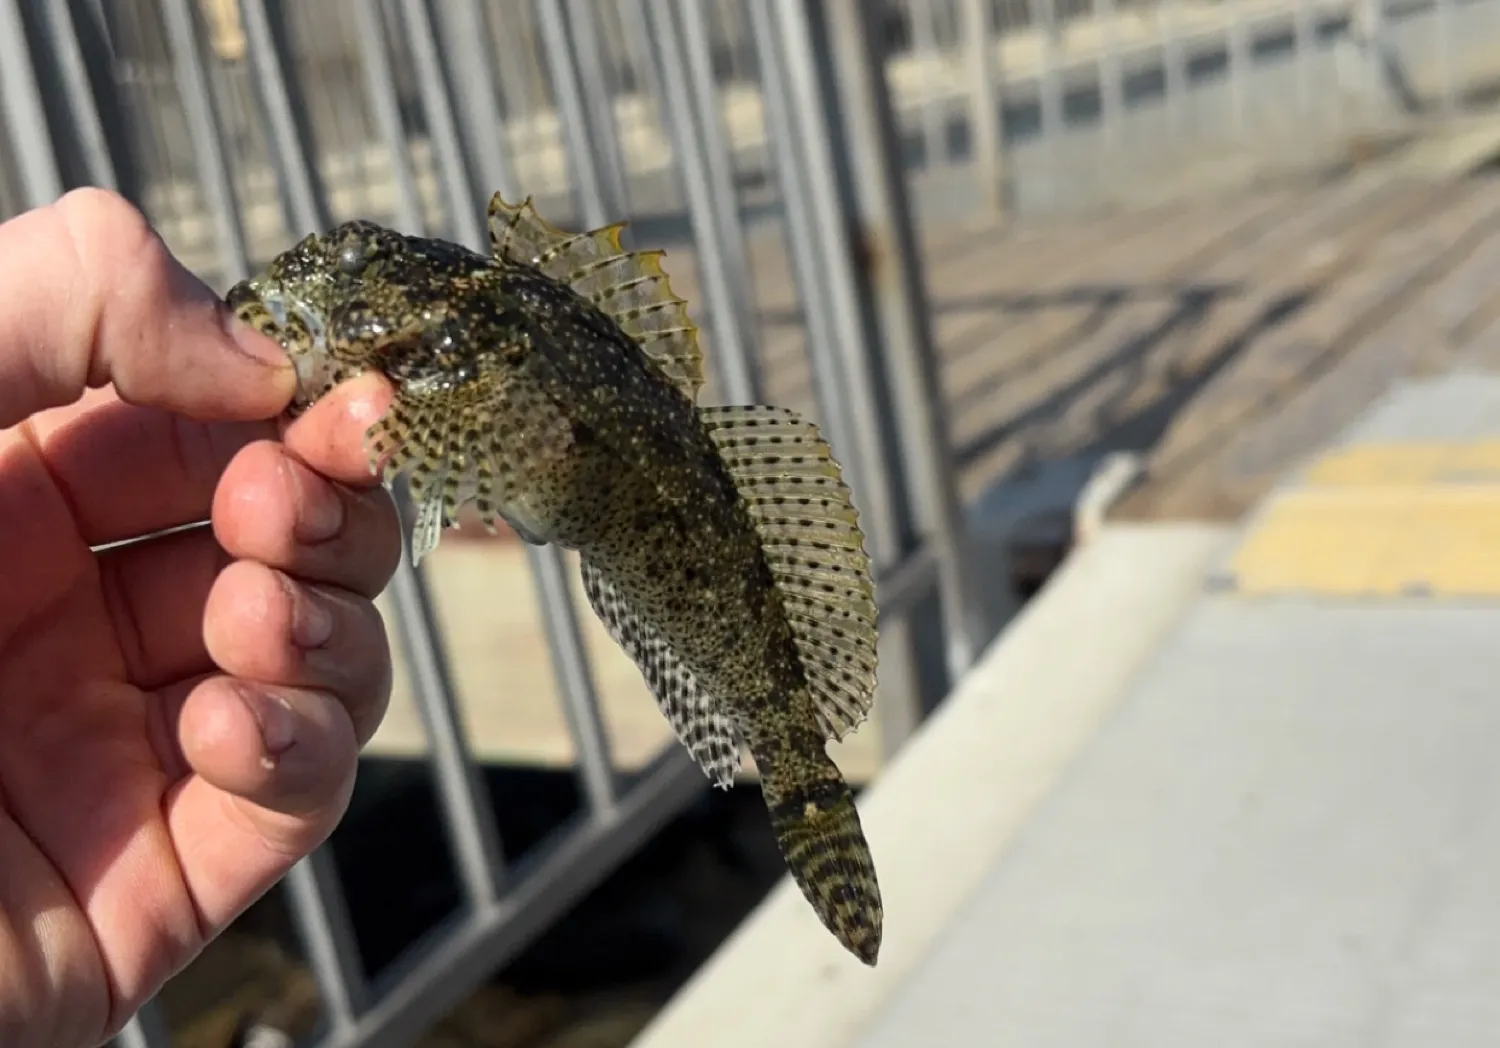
[6,0,1500,1045]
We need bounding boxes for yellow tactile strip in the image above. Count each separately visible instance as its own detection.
[1225,441,1500,597]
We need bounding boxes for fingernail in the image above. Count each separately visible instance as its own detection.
[220,302,293,369]
[238,685,298,769]
[290,460,344,544]
[287,580,335,649]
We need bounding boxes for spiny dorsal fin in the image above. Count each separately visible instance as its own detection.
[579,556,742,788]
[487,192,705,402]
[697,405,879,741]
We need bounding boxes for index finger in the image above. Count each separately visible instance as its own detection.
[0,188,295,430]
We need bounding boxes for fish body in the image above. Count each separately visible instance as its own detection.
[226,194,884,964]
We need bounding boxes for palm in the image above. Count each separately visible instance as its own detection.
[0,380,400,1047]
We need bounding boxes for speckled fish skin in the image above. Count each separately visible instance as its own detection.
[225,193,884,965]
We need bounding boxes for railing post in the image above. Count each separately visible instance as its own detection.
[0,0,67,208]
[643,0,766,405]
[752,0,984,753]
[114,997,170,1048]
[959,0,1007,217]
[816,0,986,687]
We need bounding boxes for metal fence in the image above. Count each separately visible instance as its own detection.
[3,2,983,1046]
[8,0,1499,234]
[2,0,1498,1045]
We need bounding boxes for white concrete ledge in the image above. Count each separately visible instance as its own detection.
[629,523,1232,1048]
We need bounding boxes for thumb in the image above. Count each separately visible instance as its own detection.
[0,187,294,430]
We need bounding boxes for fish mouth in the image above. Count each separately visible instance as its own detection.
[224,276,262,315]
[223,277,336,408]
[225,276,284,340]
[225,278,327,347]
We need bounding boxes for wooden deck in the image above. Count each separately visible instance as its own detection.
[700,165,1500,523]
[367,163,1500,777]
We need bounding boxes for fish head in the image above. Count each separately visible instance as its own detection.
[225,220,507,409]
[226,220,395,350]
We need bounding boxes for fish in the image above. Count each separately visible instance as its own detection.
[225,192,884,965]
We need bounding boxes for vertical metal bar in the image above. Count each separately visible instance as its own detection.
[753,0,931,751]
[1096,0,1123,148]
[647,0,765,405]
[386,553,509,906]
[817,0,984,685]
[1226,0,1250,139]
[399,0,487,240]
[569,0,634,212]
[753,0,899,563]
[534,0,622,228]
[1035,0,1064,206]
[533,552,617,814]
[745,0,857,460]
[387,0,514,910]
[352,0,425,232]
[284,850,368,1028]
[114,998,171,1048]
[412,0,618,817]
[239,0,331,236]
[38,0,118,190]
[64,0,146,204]
[160,0,250,280]
[910,0,947,169]
[428,0,523,202]
[959,0,1005,216]
[619,0,668,109]
[0,0,66,208]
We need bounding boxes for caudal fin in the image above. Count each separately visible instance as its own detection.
[766,780,883,965]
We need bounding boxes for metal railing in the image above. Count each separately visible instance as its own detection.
[3,0,1499,1045]
[3,2,987,1046]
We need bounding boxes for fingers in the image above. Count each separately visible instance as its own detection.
[164,675,360,933]
[175,676,360,817]
[201,563,392,745]
[21,387,276,546]
[160,377,401,934]
[97,526,226,691]
[213,386,402,598]
[0,187,293,430]
[99,378,401,690]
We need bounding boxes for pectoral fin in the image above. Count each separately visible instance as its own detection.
[698,405,880,742]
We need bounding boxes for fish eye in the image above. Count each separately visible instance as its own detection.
[337,237,376,275]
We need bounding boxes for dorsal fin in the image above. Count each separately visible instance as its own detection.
[579,556,742,788]
[697,405,879,741]
[487,192,705,402]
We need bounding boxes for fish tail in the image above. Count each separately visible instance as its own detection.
[762,763,883,966]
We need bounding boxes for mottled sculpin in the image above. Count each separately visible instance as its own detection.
[225,194,884,964]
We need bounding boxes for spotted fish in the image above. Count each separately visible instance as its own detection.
[225,193,884,964]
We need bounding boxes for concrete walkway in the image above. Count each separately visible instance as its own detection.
[630,368,1500,1047]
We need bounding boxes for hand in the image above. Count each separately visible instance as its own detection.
[0,189,403,1047]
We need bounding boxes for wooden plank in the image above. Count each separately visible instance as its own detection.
[1205,186,1500,509]
[946,189,1304,496]
[1118,179,1451,485]
[1122,178,1500,518]
[949,176,1399,466]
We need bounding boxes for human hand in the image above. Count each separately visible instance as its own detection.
[0,189,403,1047]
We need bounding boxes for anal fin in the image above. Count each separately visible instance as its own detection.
[579,557,741,788]
[698,405,880,742]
